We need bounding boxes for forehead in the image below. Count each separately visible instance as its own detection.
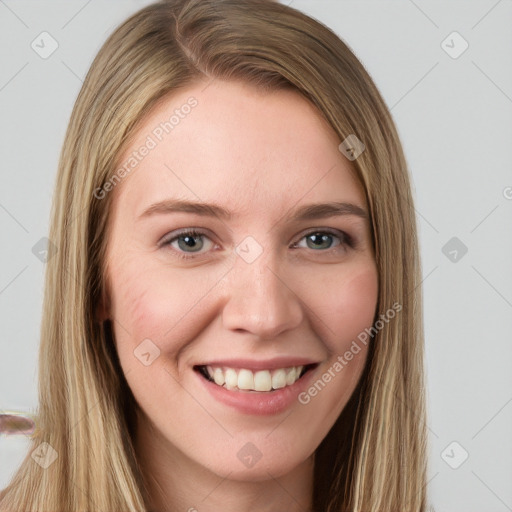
[110,79,366,220]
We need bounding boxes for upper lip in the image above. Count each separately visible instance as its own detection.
[194,357,320,371]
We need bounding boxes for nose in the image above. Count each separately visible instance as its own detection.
[221,252,304,340]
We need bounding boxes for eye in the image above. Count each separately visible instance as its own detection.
[159,227,355,260]
[293,229,353,252]
[160,229,215,259]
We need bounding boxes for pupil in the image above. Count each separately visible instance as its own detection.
[179,235,203,251]
[309,233,331,249]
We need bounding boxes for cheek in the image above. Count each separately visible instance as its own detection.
[107,258,224,361]
[295,266,378,428]
[314,264,379,351]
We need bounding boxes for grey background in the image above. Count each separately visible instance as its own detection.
[1,1,511,510]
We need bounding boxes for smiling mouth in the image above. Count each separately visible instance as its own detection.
[194,363,318,392]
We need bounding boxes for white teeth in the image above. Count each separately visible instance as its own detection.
[203,365,306,392]
[253,370,272,392]
[213,367,225,386]
[238,369,254,390]
[225,368,238,389]
[286,367,297,385]
[271,369,287,389]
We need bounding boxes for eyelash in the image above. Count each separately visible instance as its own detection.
[160,228,355,261]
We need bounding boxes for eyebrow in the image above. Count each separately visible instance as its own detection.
[138,199,369,222]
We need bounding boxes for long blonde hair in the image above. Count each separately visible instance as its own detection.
[0,1,431,510]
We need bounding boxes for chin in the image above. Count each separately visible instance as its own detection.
[197,435,316,482]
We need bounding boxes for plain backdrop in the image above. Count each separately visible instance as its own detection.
[1,1,511,510]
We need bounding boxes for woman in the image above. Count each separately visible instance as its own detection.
[0,0,431,510]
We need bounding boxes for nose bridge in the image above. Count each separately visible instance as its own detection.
[221,241,303,339]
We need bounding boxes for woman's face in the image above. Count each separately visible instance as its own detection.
[103,79,378,481]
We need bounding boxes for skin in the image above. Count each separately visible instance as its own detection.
[100,78,378,512]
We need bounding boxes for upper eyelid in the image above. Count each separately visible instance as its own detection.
[159,227,214,245]
[292,229,348,246]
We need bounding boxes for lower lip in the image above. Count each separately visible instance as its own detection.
[195,367,318,416]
